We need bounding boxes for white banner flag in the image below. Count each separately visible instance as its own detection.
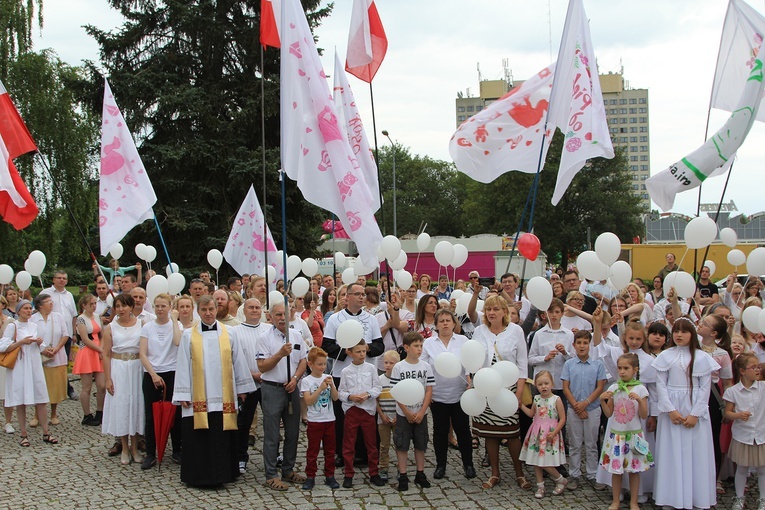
[99,79,157,256]
[280,0,382,267]
[223,185,279,277]
[711,0,765,122]
[449,65,554,182]
[548,0,614,205]
[332,51,380,211]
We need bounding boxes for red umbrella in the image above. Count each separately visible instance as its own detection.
[153,385,177,471]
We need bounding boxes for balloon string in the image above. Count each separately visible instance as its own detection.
[329,349,342,378]
[675,247,691,275]
[414,250,421,276]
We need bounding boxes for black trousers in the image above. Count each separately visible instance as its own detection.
[431,401,474,468]
[237,389,261,463]
[142,371,182,457]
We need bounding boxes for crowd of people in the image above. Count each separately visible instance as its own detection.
[1,253,764,510]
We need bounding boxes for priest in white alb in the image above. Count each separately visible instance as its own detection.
[173,295,256,486]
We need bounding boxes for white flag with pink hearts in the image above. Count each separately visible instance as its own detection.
[98,79,157,256]
[223,185,279,277]
[280,0,382,268]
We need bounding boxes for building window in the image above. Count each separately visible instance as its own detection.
[629,98,637,104]
[620,136,628,142]
[610,118,619,124]
[610,127,618,134]
[618,108,626,114]
[630,156,638,161]
[640,145,648,151]
[629,108,636,114]
[641,184,647,190]
[640,174,649,180]
[630,136,637,142]
[458,115,465,121]
[476,105,483,112]
[640,155,648,161]
[631,184,639,190]
[630,146,638,152]
[639,117,647,123]
[639,98,647,104]
[610,99,617,105]
[639,136,648,142]
[630,117,637,123]
[630,127,638,133]
[639,107,647,113]
[620,128,628,133]
[641,165,649,171]
[457,106,465,112]
[620,99,627,104]
[640,127,647,132]
[632,173,638,180]
[467,106,474,112]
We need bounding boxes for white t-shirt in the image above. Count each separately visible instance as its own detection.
[140,320,178,373]
[390,359,435,416]
[300,374,335,423]
[561,315,593,332]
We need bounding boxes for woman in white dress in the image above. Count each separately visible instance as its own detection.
[1,296,16,432]
[101,293,145,465]
[0,300,57,446]
[30,293,69,426]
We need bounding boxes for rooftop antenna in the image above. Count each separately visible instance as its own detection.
[477,62,482,83]
[502,58,513,87]
[547,0,553,62]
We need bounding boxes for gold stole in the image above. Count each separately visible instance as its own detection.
[190,325,238,431]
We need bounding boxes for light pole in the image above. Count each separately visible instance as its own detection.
[381,130,396,237]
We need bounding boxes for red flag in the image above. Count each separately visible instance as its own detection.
[345,0,387,83]
[260,0,281,48]
[0,80,38,229]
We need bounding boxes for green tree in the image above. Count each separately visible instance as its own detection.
[0,0,43,79]
[86,0,333,277]
[461,133,642,265]
[376,143,465,237]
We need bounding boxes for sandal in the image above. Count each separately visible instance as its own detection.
[471,436,480,449]
[535,482,545,499]
[42,434,59,445]
[50,416,60,425]
[265,477,289,491]
[282,471,306,484]
[481,476,500,489]
[516,475,532,490]
[552,475,568,495]
[607,504,620,510]
[717,480,726,494]
[19,435,30,447]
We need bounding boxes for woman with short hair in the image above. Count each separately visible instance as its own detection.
[30,293,69,427]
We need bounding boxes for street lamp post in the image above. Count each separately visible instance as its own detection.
[381,130,396,237]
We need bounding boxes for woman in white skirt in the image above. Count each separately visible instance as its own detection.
[101,293,145,465]
[0,295,15,433]
[0,300,58,446]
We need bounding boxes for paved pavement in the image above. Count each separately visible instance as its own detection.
[0,379,746,509]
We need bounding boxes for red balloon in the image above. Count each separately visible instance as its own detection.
[518,233,541,261]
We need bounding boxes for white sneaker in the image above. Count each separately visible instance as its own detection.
[637,494,648,504]
[732,496,745,510]
[757,497,765,510]
[4,423,14,434]
[238,461,247,474]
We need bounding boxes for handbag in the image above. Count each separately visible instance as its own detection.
[0,323,21,369]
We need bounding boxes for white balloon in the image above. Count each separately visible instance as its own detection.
[703,260,716,278]
[746,247,765,276]
[758,308,765,335]
[135,243,147,260]
[268,291,285,310]
[455,293,472,316]
[291,276,310,297]
[684,216,718,250]
[473,367,503,397]
[167,272,186,295]
[720,227,738,248]
[342,268,356,285]
[460,339,487,374]
[594,232,621,266]
[390,250,408,271]
[0,264,13,285]
[576,250,608,281]
[301,258,319,277]
[26,250,46,277]
[663,271,696,299]
[354,258,376,276]
[146,275,168,303]
[286,255,302,280]
[381,235,402,261]
[609,260,633,290]
[109,243,124,260]
[23,258,33,274]
[395,270,413,290]
[416,232,431,252]
[390,378,425,407]
[434,352,462,378]
[165,262,179,276]
[262,265,277,282]
[526,276,553,311]
[144,245,157,263]
[487,389,519,418]
[450,289,465,302]
[206,248,222,269]
[742,306,762,334]
[15,270,31,291]
[334,251,346,267]
[728,249,746,267]
[460,388,487,417]
[451,244,469,268]
[273,250,284,268]
[336,320,365,349]
[433,241,455,267]
[492,360,520,388]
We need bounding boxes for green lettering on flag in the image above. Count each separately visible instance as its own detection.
[682,158,707,183]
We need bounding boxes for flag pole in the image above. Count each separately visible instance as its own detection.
[368,82,392,285]
[35,153,115,298]
[152,216,173,273]
[278,166,293,414]
[261,43,270,309]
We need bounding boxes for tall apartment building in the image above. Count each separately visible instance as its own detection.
[455,70,651,210]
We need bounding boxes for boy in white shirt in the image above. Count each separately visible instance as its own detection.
[391,332,435,491]
[529,298,574,391]
[338,340,385,488]
[300,347,339,490]
[376,350,400,481]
